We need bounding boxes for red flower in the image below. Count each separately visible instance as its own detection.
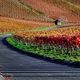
[75,36,80,47]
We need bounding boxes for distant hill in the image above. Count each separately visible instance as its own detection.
[67,0,80,5]
[43,0,80,18]
[24,0,80,22]
[0,0,80,22]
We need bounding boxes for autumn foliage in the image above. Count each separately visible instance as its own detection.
[13,26,80,55]
[34,35,80,48]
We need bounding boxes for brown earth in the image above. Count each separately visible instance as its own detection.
[0,0,80,23]
[0,0,51,22]
[0,17,52,26]
[21,0,80,22]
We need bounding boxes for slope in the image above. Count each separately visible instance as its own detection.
[0,0,51,21]
[43,0,80,21]
[23,0,80,22]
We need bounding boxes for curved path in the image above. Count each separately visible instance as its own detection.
[0,35,80,79]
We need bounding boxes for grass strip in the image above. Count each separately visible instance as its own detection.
[6,37,80,63]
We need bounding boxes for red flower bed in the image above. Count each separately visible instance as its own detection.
[34,35,80,49]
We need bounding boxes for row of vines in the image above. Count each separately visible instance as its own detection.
[13,26,80,56]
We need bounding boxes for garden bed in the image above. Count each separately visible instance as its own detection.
[6,37,80,66]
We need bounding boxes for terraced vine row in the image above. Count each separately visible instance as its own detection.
[0,17,52,34]
[13,26,80,41]
[8,25,79,63]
